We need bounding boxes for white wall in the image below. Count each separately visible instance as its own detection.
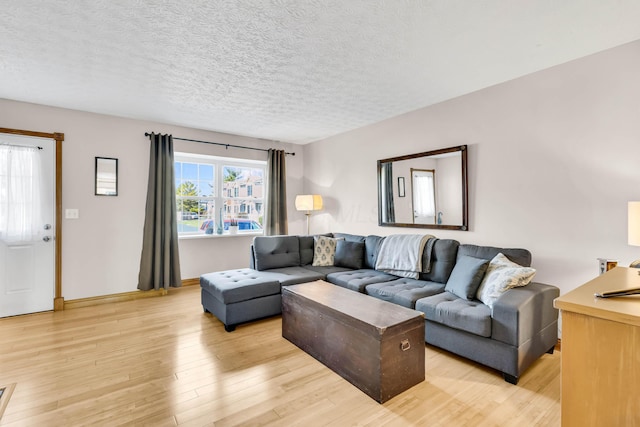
[436,155,463,225]
[0,99,304,300]
[302,39,640,298]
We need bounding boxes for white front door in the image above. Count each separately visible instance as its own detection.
[412,169,436,225]
[0,134,55,317]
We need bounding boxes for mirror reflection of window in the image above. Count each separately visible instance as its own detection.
[412,169,435,224]
[95,157,118,196]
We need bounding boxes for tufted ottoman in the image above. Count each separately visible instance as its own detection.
[200,268,282,332]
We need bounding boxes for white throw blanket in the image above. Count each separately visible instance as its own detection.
[375,234,435,279]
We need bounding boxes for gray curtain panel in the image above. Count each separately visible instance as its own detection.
[382,162,395,222]
[265,149,288,236]
[138,133,182,290]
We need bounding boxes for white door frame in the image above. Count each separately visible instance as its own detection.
[0,127,64,311]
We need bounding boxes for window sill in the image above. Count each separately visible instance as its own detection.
[178,231,263,240]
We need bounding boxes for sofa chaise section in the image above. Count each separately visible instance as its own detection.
[414,245,559,384]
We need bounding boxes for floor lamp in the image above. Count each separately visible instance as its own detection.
[295,194,323,235]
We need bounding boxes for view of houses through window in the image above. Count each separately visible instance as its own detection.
[174,153,265,235]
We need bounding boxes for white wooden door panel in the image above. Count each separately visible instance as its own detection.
[0,134,55,317]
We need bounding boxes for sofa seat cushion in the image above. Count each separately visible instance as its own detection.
[415,292,492,338]
[302,265,352,276]
[200,269,282,304]
[260,266,325,286]
[326,269,398,293]
[365,278,445,308]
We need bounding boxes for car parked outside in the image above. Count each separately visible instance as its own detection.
[181,212,199,220]
[200,219,263,231]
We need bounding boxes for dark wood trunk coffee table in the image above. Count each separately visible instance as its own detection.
[282,280,425,403]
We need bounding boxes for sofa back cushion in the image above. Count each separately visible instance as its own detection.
[458,244,531,267]
[298,236,315,265]
[335,232,385,270]
[420,239,460,284]
[253,236,300,270]
[364,235,385,269]
[333,232,366,243]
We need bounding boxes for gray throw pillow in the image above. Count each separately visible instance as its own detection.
[445,255,489,300]
[334,240,365,269]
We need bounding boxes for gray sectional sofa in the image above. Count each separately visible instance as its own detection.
[200,233,559,384]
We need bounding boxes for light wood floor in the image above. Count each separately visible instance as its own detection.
[0,286,560,426]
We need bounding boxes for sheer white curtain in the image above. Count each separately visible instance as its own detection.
[0,145,43,244]
[414,175,435,217]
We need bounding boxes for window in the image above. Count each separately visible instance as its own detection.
[174,153,266,235]
[0,145,43,244]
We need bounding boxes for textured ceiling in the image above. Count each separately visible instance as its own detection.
[1,1,640,144]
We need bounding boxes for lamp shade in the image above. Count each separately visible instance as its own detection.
[629,201,640,246]
[295,194,323,212]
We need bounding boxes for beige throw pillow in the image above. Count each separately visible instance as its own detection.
[312,236,339,266]
[476,253,536,309]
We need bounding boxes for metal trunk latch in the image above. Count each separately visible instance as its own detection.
[400,339,411,351]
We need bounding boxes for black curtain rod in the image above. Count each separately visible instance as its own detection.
[144,133,295,156]
[0,143,43,150]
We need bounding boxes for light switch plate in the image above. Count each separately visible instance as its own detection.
[65,209,79,219]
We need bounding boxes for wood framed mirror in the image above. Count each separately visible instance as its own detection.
[377,145,468,231]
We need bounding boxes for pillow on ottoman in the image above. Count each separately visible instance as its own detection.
[444,255,489,300]
[476,253,536,309]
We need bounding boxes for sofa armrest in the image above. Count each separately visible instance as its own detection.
[491,282,560,347]
[250,244,256,269]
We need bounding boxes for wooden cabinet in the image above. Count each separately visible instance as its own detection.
[554,267,640,426]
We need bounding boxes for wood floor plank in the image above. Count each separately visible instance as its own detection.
[0,286,560,426]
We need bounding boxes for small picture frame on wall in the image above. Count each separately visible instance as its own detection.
[95,157,118,196]
[398,177,405,197]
